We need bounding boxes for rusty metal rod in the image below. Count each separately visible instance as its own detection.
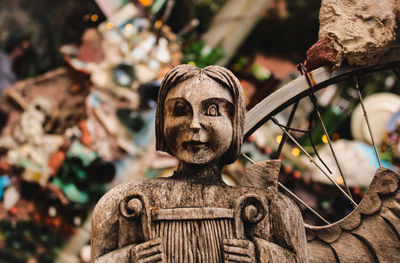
[271,116,358,207]
[315,110,354,201]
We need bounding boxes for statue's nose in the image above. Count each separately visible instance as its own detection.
[190,115,201,130]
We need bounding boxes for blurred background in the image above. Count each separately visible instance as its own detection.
[0,0,398,262]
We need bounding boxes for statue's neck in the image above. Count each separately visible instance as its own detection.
[172,161,224,185]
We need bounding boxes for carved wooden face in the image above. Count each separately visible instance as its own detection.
[164,76,234,165]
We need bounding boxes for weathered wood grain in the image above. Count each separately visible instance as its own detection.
[306,167,400,263]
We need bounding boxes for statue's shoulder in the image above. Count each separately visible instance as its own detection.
[238,158,302,215]
[92,178,172,221]
[241,160,281,190]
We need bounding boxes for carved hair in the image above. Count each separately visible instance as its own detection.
[156,64,245,165]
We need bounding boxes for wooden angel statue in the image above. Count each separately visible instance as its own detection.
[91,64,309,263]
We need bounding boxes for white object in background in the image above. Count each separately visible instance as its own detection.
[108,4,138,27]
[95,0,122,18]
[80,245,91,263]
[351,92,400,145]
[4,185,20,211]
[317,84,338,107]
[308,139,386,187]
[152,38,171,64]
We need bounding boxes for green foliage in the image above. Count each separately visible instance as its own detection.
[182,40,224,68]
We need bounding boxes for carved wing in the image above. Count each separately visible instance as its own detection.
[305,167,400,262]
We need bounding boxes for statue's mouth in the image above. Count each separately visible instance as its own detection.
[182,140,209,152]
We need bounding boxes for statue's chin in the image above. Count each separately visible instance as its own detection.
[176,150,219,166]
[180,157,215,166]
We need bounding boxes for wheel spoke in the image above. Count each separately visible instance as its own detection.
[353,76,382,167]
[298,63,354,202]
[278,182,330,225]
[273,101,299,159]
[315,110,353,200]
[271,116,358,207]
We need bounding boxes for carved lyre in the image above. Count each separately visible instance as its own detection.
[121,193,267,241]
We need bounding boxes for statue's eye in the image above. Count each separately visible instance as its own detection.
[205,103,220,116]
[174,102,186,117]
